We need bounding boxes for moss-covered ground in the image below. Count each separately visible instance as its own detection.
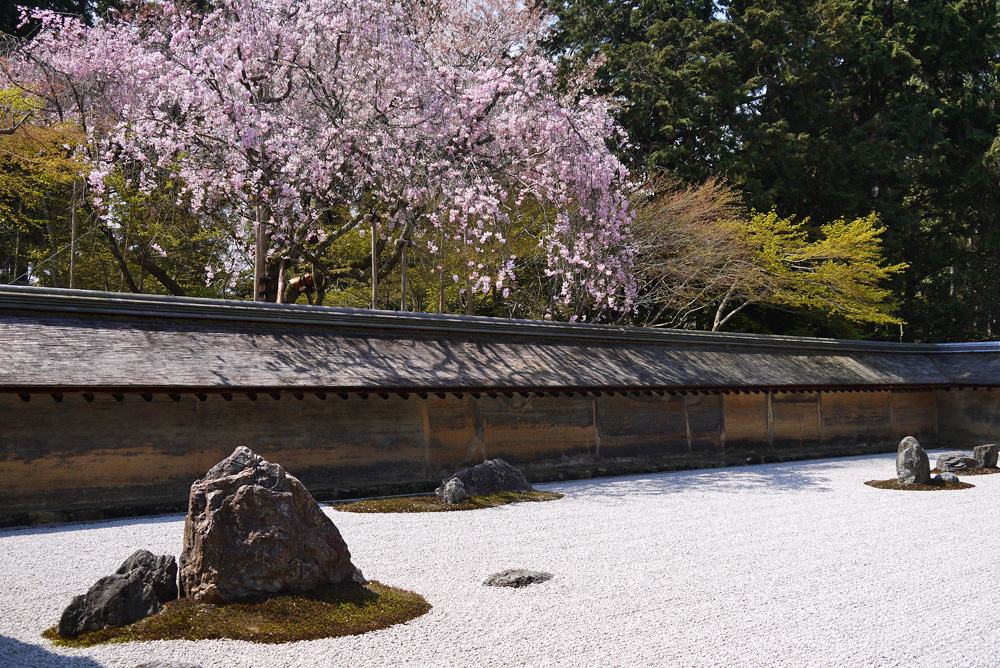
[864,479,975,491]
[332,490,563,513]
[929,467,1000,476]
[43,582,430,646]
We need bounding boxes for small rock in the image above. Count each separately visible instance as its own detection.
[974,444,998,468]
[936,472,960,484]
[440,478,467,504]
[435,459,532,504]
[117,550,179,603]
[483,569,553,588]
[896,436,930,484]
[936,453,979,472]
[57,550,178,637]
[179,447,363,603]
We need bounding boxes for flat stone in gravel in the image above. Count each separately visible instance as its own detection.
[936,453,979,472]
[897,436,931,484]
[483,569,553,588]
[974,444,998,468]
[180,447,363,603]
[57,549,178,637]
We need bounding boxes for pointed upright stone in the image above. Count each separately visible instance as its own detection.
[179,447,364,603]
[896,436,930,484]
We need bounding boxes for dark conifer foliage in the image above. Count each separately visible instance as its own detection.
[545,0,1000,341]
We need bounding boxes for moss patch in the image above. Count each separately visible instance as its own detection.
[43,582,429,647]
[930,467,1000,476]
[864,479,975,491]
[333,490,563,513]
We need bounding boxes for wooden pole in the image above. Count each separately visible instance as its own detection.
[438,228,445,314]
[254,203,265,301]
[463,231,472,315]
[369,214,378,310]
[400,240,409,311]
[69,178,78,289]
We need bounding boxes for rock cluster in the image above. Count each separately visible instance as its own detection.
[896,436,930,484]
[179,447,364,603]
[58,550,177,637]
[435,459,533,504]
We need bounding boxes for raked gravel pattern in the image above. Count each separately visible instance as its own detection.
[2,450,998,668]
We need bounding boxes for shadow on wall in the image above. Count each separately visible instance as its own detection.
[0,636,105,667]
[542,455,899,500]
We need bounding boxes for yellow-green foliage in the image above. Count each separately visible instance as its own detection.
[0,88,87,283]
[740,211,908,325]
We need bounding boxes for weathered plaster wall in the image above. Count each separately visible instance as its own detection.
[935,388,1000,445]
[0,387,960,524]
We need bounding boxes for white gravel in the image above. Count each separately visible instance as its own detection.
[2,450,997,668]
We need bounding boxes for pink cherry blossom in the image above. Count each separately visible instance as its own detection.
[5,0,637,315]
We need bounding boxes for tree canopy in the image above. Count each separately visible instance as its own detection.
[546,0,1000,341]
[3,0,997,340]
[3,0,636,316]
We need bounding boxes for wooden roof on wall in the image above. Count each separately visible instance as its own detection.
[1,286,998,394]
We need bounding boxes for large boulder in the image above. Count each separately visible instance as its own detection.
[57,550,177,637]
[936,453,979,472]
[179,447,364,603]
[896,436,930,484]
[435,458,533,504]
[974,444,998,468]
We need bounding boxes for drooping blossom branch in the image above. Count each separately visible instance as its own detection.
[5,0,636,314]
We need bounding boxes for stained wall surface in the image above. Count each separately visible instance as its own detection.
[0,388,958,522]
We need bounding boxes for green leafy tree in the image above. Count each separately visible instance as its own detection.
[546,0,1000,341]
[0,87,83,286]
[545,0,745,182]
[632,178,906,331]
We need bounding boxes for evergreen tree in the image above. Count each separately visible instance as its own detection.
[546,0,1000,341]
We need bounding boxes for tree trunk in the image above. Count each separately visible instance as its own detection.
[254,203,266,301]
[43,200,60,288]
[276,258,288,303]
[139,255,186,296]
[438,228,446,313]
[400,241,408,311]
[69,178,78,289]
[369,214,378,309]
[102,225,138,293]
